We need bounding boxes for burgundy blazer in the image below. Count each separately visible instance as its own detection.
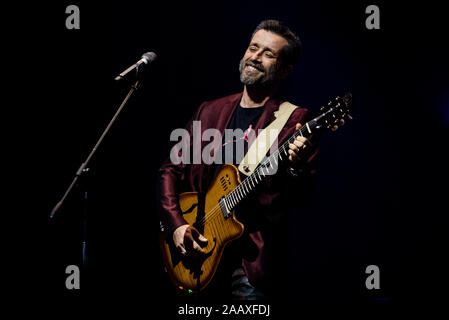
[158,92,317,290]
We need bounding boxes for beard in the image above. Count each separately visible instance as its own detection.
[239,58,280,87]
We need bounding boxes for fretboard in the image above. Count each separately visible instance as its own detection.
[222,117,320,213]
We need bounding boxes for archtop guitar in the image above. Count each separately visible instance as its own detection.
[160,93,353,293]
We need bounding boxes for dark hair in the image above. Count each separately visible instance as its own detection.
[252,19,302,66]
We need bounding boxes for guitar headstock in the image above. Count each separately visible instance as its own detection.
[318,92,353,130]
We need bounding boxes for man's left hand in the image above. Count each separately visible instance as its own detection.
[288,123,309,164]
[288,120,344,163]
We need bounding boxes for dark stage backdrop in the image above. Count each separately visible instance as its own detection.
[10,0,448,315]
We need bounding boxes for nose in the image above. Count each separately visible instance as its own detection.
[249,49,263,63]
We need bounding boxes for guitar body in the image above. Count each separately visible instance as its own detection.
[160,164,245,292]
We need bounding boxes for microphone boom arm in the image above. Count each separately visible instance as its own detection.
[50,79,141,218]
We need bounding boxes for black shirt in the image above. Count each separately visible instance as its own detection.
[221,104,264,164]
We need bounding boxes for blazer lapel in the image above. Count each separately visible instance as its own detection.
[253,97,283,132]
[215,92,242,134]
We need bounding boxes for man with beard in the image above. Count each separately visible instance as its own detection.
[158,20,324,300]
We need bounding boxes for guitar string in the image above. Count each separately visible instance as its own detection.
[192,143,295,237]
[192,117,327,229]
[193,131,301,229]
[193,120,317,228]
[190,105,348,243]
[193,112,343,228]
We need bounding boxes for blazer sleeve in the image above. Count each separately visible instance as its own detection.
[157,102,206,236]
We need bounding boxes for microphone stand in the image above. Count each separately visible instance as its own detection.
[50,78,141,274]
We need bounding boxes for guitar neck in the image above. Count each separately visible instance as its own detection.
[222,117,321,214]
[221,93,352,214]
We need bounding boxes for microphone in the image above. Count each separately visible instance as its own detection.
[115,52,157,81]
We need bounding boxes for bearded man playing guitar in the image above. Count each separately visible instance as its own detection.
[158,19,347,300]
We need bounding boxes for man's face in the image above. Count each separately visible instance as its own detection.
[239,29,289,86]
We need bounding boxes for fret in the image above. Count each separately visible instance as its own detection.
[305,122,312,134]
[224,198,230,213]
[254,172,259,182]
[284,145,289,156]
[244,181,249,194]
[246,180,251,192]
[250,176,255,188]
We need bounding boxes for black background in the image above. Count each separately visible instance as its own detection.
[8,0,449,315]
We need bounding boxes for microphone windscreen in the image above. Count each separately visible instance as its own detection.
[142,52,157,64]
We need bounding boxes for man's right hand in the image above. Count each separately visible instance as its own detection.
[173,224,208,256]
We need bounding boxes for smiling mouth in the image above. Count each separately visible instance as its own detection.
[245,65,262,72]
